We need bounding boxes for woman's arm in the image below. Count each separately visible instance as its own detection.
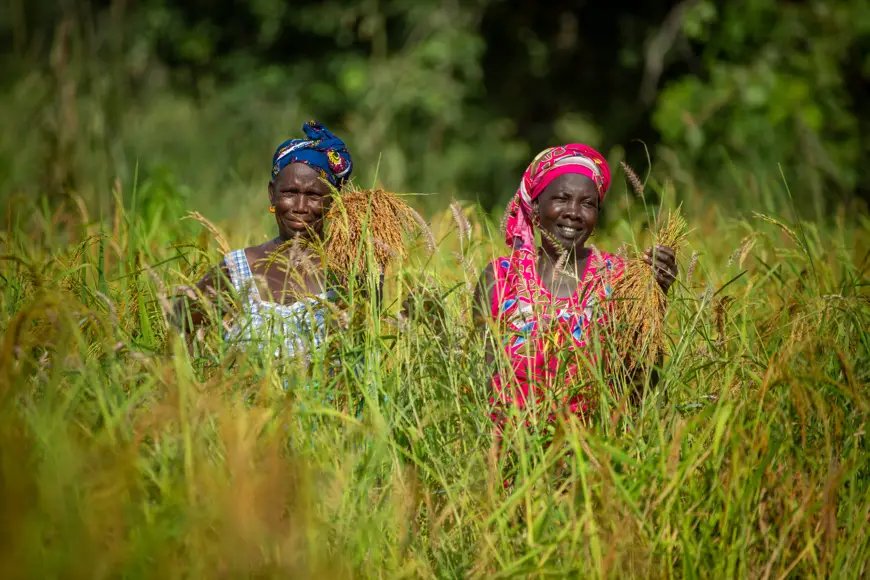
[472,263,495,324]
[472,262,497,366]
[171,262,235,334]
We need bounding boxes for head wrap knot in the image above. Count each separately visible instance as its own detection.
[503,144,611,250]
[271,120,353,188]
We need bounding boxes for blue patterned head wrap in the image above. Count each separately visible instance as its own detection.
[271,120,353,188]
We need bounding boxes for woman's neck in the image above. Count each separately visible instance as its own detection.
[538,242,590,268]
[536,244,591,296]
[269,234,318,253]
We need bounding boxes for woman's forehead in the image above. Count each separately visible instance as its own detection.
[542,173,598,196]
[274,162,329,188]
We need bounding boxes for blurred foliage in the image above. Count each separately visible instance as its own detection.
[0,0,868,220]
[654,0,870,216]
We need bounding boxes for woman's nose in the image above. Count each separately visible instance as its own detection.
[289,194,307,213]
[562,200,582,219]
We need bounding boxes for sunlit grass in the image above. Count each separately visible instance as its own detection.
[1,177,869,578]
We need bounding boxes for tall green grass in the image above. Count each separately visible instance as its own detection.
[1,176,868,578]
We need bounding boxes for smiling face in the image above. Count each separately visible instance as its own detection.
[535,172,599,255]
[268,162,332,241]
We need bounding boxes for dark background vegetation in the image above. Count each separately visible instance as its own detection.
[2,0,869,219]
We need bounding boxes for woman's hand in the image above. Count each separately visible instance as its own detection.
[643,245,678,293]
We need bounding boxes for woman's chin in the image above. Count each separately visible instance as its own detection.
[280,228,316,241]
[556,235,587,250]
[549,231,589,251]
[279,220,320,237]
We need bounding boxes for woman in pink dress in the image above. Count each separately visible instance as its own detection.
[473,144,678,431]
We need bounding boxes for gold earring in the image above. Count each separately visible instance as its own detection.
[269,205,276,213]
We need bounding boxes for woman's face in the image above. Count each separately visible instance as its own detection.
[535,173,599,254]
[269,162,332,241]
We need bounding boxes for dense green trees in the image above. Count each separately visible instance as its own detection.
[1,0,868,216]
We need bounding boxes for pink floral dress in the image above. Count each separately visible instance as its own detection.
[488,247,625,425]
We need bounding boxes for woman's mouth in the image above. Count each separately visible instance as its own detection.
[283,216,310,229]
[556,225,583,239]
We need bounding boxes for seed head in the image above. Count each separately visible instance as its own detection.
[621,161,644,197]
[687,250,699,281]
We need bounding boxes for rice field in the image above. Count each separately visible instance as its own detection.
[1,176,869,579]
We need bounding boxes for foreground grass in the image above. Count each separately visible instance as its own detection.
[1,184,869,579]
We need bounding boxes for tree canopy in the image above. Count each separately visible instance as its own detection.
[2,0,868,216]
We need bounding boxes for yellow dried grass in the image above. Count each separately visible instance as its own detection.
[608,207,688,371]
[182,211,231,256]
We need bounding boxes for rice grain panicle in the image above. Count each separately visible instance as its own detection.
[608,206,688,371]
[324,184,431,279]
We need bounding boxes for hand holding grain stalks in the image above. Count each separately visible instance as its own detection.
[608,207,688,372]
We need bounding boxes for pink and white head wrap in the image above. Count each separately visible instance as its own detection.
[503,144,611,250]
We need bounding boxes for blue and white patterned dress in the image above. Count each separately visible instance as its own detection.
[223,248,335,360]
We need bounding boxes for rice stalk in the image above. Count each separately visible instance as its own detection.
[617,242,630,259]
[324,186,430,279]
[752,212,801,247]
[143,263,173,329]
[608,207,688,371]
[727,232,761,268]
[713,296,734,347]
[182,211,231,256]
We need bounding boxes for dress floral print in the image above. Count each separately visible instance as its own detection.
[488,246,625,424]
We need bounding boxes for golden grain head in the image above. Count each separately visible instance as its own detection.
[182,211,231,256]
[324,187,429,278]
[608,206,688,370]
[653,207,689,252]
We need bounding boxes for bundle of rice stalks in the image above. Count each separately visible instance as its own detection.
[608,207,688,371]
[324,186,433,279]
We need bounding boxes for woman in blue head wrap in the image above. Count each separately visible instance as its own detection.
[174,121,356,359]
